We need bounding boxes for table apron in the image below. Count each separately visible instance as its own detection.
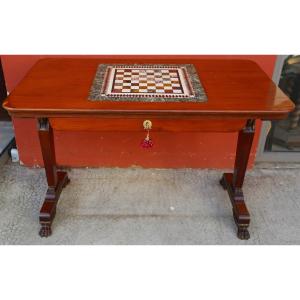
[49,117,247,132]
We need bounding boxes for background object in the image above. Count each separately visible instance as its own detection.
[0,57,15,165]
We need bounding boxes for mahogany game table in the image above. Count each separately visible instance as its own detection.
[3,57,294,240]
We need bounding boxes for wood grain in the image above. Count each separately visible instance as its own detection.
[3,57,294,120]
[50,117,246,132]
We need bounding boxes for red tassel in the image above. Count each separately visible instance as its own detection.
[141,138,153,148]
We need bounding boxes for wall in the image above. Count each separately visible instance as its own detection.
[1,55,277,169]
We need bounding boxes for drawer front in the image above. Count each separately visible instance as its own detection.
[50,117,246,132]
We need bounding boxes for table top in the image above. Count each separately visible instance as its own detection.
[3,57,294,120]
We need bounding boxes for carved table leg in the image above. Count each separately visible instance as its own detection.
[38,118,70,237]
[220,119,255,240]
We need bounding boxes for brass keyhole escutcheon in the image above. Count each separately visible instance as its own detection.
[141,120,154,148]
[143,120,152,130]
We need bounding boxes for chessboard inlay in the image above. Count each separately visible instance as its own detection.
[89,64,207,102]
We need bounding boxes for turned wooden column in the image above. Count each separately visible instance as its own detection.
[233,119,255,189]
[220,119,255,240]
[37,118,70,237]
[38,118,58,192]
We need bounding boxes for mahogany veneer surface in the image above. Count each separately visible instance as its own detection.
[3,58,294,119]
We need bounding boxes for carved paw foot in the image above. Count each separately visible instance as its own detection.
[219,176,227,190]
[39,224,52,237]
[237,227,250,240]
